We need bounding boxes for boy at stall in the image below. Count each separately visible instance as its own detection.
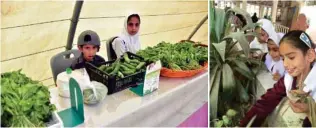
[70,30,106,70]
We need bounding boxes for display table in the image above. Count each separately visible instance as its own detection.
[49,71,208,127]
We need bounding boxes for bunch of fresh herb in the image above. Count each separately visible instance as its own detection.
[1,69,56,127]
[136,41,207,70]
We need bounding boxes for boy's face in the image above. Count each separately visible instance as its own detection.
[267,40,281,61]
[78,44,98,61]
[255,27,269,44]
[127,17,140,36]
[280,42,315,77]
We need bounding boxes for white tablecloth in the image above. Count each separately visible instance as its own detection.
[49,71,208,127]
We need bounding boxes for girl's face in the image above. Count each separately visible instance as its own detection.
[267,40,281,61]
[127,16,140,36]
[280,42,315,77]
[255,28,269,43]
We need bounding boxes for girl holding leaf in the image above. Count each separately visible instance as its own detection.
[240,30,316,127]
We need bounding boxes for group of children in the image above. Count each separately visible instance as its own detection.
[70,13,141,70]
[250,19,286,81]
[70,12,316,127]
[244,19,316,126]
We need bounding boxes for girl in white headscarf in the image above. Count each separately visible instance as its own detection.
[267,32,286,81]
[250,19,280,73]
[250,19,279,53]
[241,30,316,127]
[112,13,141,58]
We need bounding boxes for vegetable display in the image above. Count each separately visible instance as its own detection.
[1,70,56,127]
[136,41,207,71]
[98,53,146,79]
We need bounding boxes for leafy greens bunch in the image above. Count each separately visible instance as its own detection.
[136,41,207,70]
[1,69,56,127]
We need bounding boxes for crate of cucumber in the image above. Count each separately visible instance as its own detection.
[86,52,148,94]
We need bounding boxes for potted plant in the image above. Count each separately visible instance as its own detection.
[209,3,264,127]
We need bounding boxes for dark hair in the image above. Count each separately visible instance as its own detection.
[267,38,274,43]
[127,14,141,24]
[280,30,315,55]
[79,45,100,52]
[236,14,246,27]
[255,25,261,30]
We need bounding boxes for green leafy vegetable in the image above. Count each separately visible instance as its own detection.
[136,41,207,70]
[1,70,56,127]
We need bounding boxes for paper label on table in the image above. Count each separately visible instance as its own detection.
[143,60,161,95]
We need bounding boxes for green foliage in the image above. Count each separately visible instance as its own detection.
[136,41,207,70]
[1,70,56,127]
[210,6,265,127]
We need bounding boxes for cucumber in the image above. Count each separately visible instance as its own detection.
[122,63,136,69]
[105,66,114,73]
[120,64,131,71]
[98,65,106,71]
[130,59,140,64]
[123,53,131,63]
[136,62,146,70]
[119,67,125,72]
[122,69,136,76]
[117,71,124,78]
[128,62,138,67]
[109,61,121,75]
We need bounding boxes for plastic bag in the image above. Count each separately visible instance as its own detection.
[83,81,108,105]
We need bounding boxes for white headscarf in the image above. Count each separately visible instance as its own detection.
[268,57,285,78]
[266,31,286,78]
[250,19,278,53]
[118,13,141,54]
[254,19,283,76]
[258,19,279,44]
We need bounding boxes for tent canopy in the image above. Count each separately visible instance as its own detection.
[1,1,208,87]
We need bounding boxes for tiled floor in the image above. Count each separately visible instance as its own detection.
[178,103,208,127]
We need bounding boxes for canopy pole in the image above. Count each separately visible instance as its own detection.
[187,14,208,41]
[66,1,84,51]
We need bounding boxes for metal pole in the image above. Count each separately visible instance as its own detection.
[66,1,84,51]
[187,14,208,41]
[271,0,278,23]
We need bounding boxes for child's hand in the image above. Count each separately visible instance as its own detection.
[289,90,311,114]
[272,70,281,81]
